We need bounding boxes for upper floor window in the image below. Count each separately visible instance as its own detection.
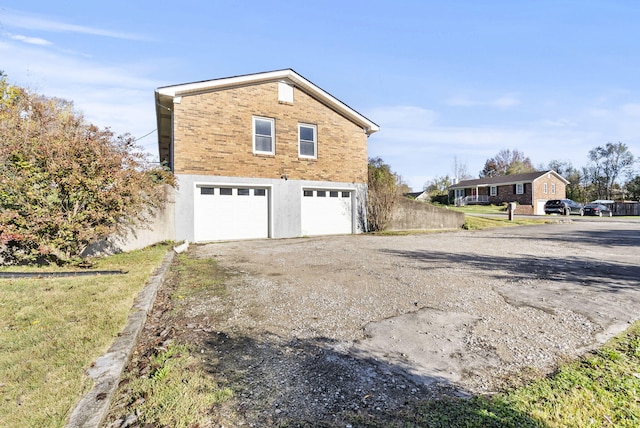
[543,183,548,194]
[298,123,317,158]
[515,183,524,195]
[253,116,275,155]
[490,186,497,196]
[551,183,556,194]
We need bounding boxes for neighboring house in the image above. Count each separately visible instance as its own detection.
[155,69,379,242]
[405,191,430,201]
[448,170,569,215]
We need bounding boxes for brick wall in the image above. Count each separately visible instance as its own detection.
[466,185,532,205]
[172,81,368,183]
[531,173,567,200]
[496,183,531,205]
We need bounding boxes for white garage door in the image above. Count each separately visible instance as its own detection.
[194,185,269,242]
[301,189,353,236]
[536,199,547,215]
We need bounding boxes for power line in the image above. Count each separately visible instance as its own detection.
[134,129,156,142]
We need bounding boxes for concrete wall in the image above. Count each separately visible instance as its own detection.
[174,173,366,241]
[387,198,465,231]
[84,186,176,256]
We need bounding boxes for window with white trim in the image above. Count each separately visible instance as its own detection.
[551,183,556,194]
[490,186,497,196]
[543,183,548,194]
[298,123,317,158]
[253,116,275,155]
[515,183,524,195]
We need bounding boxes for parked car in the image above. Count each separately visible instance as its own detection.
[544,199,584,216]
[583,203,613,217]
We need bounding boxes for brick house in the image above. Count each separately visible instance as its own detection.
[154,69,379,242]
[448,171,569,215]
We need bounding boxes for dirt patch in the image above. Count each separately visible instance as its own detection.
[105,221,640,426]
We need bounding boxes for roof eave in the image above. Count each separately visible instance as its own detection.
[156,69,380,135]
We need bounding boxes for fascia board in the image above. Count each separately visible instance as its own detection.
[155,70,379,135]
[533,171,570,185]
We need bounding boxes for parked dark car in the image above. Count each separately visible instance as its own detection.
[544,199,584,216]
[583,203,613,217]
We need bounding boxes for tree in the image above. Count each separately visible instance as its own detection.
[480,149,535,178]
[424,175,452,194]
[397,181,412,195]
[423,175,452,204]
[547,160,585,202]
[625,175,640,200]
[367,157,402,232]
[452,156,472,182]
[584,142,635,200]
[0,75,174,264]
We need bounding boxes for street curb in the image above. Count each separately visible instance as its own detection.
[65,249,176,428]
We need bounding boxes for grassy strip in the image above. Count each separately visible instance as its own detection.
[463,215,548,230]
[508,321,640,427]
[359,321,640,427]
[446,204,507,215]
[106,253,234,427]
[117,343,233,428]
[0,244,170,428]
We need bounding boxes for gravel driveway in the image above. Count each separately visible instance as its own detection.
[149,221,640,426]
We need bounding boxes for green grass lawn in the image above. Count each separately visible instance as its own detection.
[0,244,170,427]
[463,215,549,230]
[446,203,508,215]
[399,320,640,427]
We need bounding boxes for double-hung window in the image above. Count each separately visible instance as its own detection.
[253,116,275,155]
[515,183,524,195]
[298,123,317,158]
[490,186,497,196]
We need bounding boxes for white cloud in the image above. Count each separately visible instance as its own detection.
[7,33,52,46]
[492,95,521,108]
[1,10,146,40]
[0,40,161,156]
[621,103,640,116]
[365,102,640,191]
[366,105,438,128]
[445,94,521,108]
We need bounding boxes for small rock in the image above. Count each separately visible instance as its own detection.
[121,413,137,428]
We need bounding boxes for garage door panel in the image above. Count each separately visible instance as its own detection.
[301,189,352,236]
[194,186,268,242]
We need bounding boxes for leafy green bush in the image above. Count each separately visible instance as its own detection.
[0,74,174,265]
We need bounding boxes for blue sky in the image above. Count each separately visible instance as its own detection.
[1,1,639,191]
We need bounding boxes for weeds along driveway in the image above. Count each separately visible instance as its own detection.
[183,221,640,425]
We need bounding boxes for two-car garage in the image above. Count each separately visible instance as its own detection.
[192,183,355,242]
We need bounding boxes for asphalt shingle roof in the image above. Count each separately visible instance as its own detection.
[449,170,560,189]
